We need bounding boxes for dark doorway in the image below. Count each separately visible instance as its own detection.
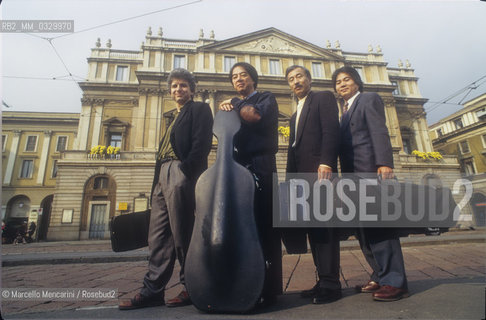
[471,193,486,227]
[37,195,54,240]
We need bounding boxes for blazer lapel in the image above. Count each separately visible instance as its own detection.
[289,113,297,145]
[294,91,313,147]
[170,100,191,140]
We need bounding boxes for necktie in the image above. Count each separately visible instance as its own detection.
[342,101,349,114]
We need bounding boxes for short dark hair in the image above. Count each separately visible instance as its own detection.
[285,65,312,81]
[331,66,364,92]
[167,68,196,93]
[229,62,258,89]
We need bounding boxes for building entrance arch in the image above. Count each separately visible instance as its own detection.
[80,174,116,239]
[4,195,31,242]
[6,195,30,220]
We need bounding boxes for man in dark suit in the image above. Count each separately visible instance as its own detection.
[333,66,408,301]
[220,62,282,306]
[284,65,341,304]
[119,68,213,310]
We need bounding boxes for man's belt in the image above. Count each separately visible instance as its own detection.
[159,156,178,164]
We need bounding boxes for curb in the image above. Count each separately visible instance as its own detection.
[2,233,484,267]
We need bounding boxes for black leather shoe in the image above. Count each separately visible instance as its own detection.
[301,283,319,298]
[119,293,164,310]
[312,288,342,304]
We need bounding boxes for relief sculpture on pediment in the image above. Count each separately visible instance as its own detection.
[230,36,314,56]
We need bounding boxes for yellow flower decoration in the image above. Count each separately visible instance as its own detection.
[89,145,108,155]
[412,150,443,160]
[278,126,290,138]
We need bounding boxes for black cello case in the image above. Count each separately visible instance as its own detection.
[185,110,265,313]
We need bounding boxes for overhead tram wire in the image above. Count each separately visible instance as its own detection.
[3,75,85,81]
[46,38,81,90]
[32,0,203,41]
[424,74,486,115]
[458,77,486,105]
[425,75,486,113]
[20,0,203,43]
[14,1,204,98]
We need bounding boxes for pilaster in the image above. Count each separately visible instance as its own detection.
[36,130,53,185]
[91,101,105,147]
[3,130,21,185]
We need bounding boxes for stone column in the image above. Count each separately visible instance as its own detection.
[209,52,216,72]
[419,116,433,152]
[3,130,21,185]
[412,120,424,151]
[383,96,402,150]
[147,89,163,151]
[255,56,261,74]
[134,88,149,151]
[76,100,93,151]
[36,130,53,185]
[196,52,204,72]
[91,103,104,147]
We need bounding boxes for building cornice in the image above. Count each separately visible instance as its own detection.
[432,120,486,144]
[393,96,429,105]
[78,82,139,92]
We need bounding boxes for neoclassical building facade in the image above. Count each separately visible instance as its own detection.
[13,27,468,240]
[429,93,486,226]
[2,112,79,240]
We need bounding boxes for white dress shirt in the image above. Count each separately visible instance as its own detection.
[292,96,307,147]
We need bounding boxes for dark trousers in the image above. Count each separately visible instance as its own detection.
[141,160,195,298]
[356,228,408,290]
[308,228,341,290]
[243,154,283,298]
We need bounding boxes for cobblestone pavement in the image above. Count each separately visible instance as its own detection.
[1,240,114,255]
[1,242,485,316]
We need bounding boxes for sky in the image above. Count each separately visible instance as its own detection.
[1,0,486,125]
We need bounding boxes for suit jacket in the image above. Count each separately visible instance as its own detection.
[287,91,340,173]
[339,92,394,240]
[152,100,213,193]
[231,91,279,164]
[339,92,393,173]
[283,90,340,254]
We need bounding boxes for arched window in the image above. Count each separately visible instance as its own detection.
[93,177,109,190]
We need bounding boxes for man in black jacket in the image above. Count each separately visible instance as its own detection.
[284,65,341,304]
[220,62,282,306]
[119,68,213,310]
